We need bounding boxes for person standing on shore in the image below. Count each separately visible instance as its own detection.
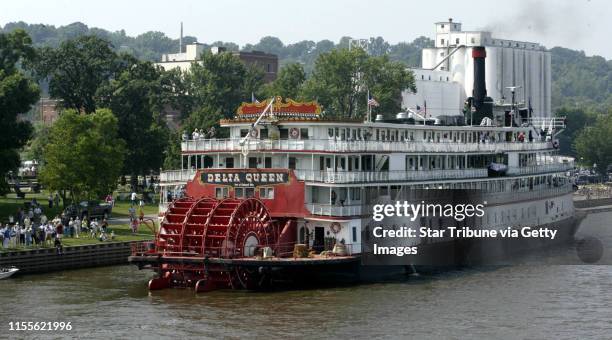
[74,216,81,238]
[55,222,64,241]
[128,206,136,222]
[48,194,53,208]
[131,191,137,206]
[68,218,74,238]
[1,224,9,248]
[25,224,32,246]
[53,193,60,208]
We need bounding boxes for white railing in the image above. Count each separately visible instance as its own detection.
[295,169,488,183]
[306,203,364,217]
[507,162,575,176]
[159,169,196,183]
[181,138,552,154]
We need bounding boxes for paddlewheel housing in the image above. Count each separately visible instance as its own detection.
[146,197,289,291]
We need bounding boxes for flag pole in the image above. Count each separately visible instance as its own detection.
[367,89,370,122]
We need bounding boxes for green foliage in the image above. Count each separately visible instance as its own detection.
[263,63,306,99]
[554,107,596,157]
[39,109,126,202]
[34,35,120,113]
[574,114,612,174]
[302,48,415,117]
[551,47,612,111]
[0,29,40,195]
[96,60,170,176]
[23,122,51,161]
[187,52,249,117]
[163,130,182,170]
[180,52,258,136]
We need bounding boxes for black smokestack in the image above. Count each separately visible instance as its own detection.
[472,46,487,108]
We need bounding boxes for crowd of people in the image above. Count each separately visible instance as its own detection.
[0,198,115,253]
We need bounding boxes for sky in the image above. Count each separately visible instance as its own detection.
[2,0,611,58]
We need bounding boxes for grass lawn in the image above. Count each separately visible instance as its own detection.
[0,223,154,253]
[1,191,160,222]
[111,200,159,218]
[0,192,64,222]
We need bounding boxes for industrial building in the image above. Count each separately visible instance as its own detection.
[402,18,551,118]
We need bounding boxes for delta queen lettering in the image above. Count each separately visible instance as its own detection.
[201,172,288,186]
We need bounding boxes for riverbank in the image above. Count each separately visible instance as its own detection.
[0,240,148,274]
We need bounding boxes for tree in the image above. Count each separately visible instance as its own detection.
[362,55,416,116]
[574,114,612,175]
[181,51,259,135]
[187,51,249,117]
[0,29,40,194]
[35,35,119,113]
[301,48,415,118]
[555,107,595,157]
[263,63,306,99]
[24,122,51,162]
[163,130,182,170]
[368,37,390,56]
[96,59,170,178]
[39,109,126,203]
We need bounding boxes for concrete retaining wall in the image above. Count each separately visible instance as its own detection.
[574,198,612,209]
[0,242,141,275]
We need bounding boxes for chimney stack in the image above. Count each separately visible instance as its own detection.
[179,22,183,53]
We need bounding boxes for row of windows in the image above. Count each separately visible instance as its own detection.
[215,186,275,199]
[241,128,309,139]
[327,126,529,143]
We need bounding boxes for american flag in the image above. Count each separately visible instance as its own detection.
[367,97,379,107]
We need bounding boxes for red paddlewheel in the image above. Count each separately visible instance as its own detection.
[152,197,279,290]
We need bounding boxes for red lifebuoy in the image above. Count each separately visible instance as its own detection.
[289,127,299,139]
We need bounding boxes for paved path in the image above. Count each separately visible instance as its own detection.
[108,214,157,225]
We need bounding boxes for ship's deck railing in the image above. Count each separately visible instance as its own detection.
[306,203,365,217]
[158,162,573,188]
[159,169,196,183]
[181,138,552,154]
[305,184,574,217]
[296,168,488,183]
[507,162,574,175]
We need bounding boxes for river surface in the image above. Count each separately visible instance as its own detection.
[1,212,611,339]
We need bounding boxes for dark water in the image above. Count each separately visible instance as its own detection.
[1,212,612,339]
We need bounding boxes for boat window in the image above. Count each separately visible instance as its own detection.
[352,226,358,243]
[350,188,361,200]
[260,129,268,139]
[240,129,249,137]
[235,187,244,198]
[225,157,234,169]
[300,128,309,139]
[264,157,272,168]
[215,187,229,199]
[248,157,258,168]
[279,129,288,139]
[289,157,297,170]
[328,128,334,138]
[259,187,274,199]
[245,187,255,198]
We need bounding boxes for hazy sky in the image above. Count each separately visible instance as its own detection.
[2,0,611,58]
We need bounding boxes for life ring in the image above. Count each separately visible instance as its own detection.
[249,129,258,138]
[330,222,341,234]
[289,127,300,139]
[552,140,559,149]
